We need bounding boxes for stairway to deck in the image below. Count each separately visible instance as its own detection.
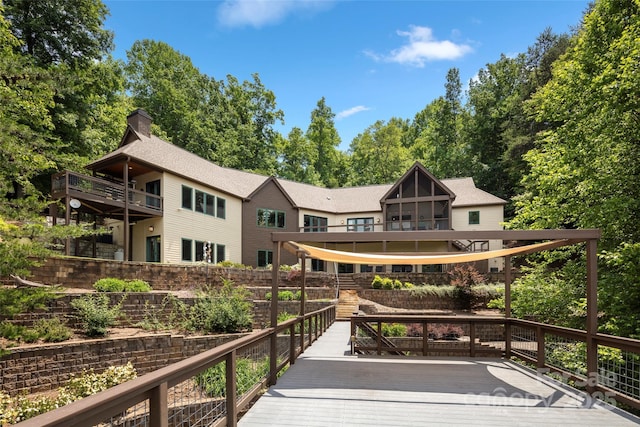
[336,289,359,319]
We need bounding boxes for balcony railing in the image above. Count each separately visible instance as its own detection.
[52,171,162,214]
[14,306,336,427]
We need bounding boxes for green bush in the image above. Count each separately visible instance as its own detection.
[188,280,253,334]
[371,275,384,289]
[71,294,123,337]
[195,357,269,397]
[294,290,307,300]
[381,277,394,290]
[0,287,60,318]
[0,363,137,424]
[265,290,306,301]
[94,278,151,292]
[124,279,151,292]
[33,318,72,342]
[93,278,126,292]
[381,323,407,337]
[136,294,189,332]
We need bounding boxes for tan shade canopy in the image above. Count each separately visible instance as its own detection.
[284,240,573,265]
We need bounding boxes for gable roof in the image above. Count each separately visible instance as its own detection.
[87,129,506,212]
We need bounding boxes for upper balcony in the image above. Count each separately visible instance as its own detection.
[51,171,163,218]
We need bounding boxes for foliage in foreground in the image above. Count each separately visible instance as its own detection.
[0,317,71,346]
[195,357,270,398]
[0,287,60,318]
[0,363,137,425]
[187,279,253,334]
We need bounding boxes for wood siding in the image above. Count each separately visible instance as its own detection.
[242,180,298,267]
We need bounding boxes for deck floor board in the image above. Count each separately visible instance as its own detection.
[239,322,640,426]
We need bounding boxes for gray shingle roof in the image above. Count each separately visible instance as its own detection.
[87,132,506,212]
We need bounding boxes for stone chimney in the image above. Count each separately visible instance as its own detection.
[126,109,152,137]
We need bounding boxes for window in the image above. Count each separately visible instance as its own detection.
[205,194,215,216]
[304,215,327,232]
[347,217,373,232]
[392,265,412,273]
[182,186,192,209]
[257,250,273,267]
[469,210,480,225]
[195,190,205,213]
[216,244,225,264]
[422,264,443,273]
[146,180,161,208]
[217,197,226,219]
[195,241,205,262]
[257,208,285,228]
[181,239,192,261]
[311,259,325,272]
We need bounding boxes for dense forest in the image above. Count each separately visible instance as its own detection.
[1,0,639,337]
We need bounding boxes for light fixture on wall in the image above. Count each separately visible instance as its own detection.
[376,218,381,223]
[148,225,154,232]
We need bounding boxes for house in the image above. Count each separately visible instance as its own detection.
[50,110,507,273]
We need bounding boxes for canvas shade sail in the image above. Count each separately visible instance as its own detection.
[284,239,574,265]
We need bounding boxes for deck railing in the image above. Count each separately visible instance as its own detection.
[15,306,335,427]
[52,171,163,214]
[351,314,640,410]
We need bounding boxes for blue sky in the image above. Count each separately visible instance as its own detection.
[104,0,590,151]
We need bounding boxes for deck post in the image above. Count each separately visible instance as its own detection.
[586,238,598,394]
[300,255,306,317]
[149,382,168,427]
[504,255,512,357]
[226,351,237,427]
[269,241,280,386]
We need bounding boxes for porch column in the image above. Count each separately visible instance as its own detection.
[123,162,130,261]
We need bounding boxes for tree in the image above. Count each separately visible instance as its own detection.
[3,0,113,68]
[277,127,321,184]
[3,0,129,181]
[507,0,640,336]
[306,97,344,187]
[510,0,640,245]
[409,68,478,179]
[349,118,411,185]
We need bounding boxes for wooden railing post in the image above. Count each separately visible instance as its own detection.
[422,321,428,356]
[226,351,237,427]
[376,321,382,355]
[469,322,476,358]
[149,382,168,427]
[536,325,545,369]
[289,323,296,364]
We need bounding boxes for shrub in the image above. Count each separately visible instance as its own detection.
[0,287,60,318]
[381,277,394,290]
[381,323,407,337]
[0,363,136,424]
[94,278,152,292]
[93,278,126,292]
[124,279,151,292]
[371,275,384,289]
[33,317,72,342]
[195,357,269,397]
[71,294,123,337]
[137,294,188,332]
[293,290,307,300]
[216,260,250,269]
[427,324,464,340]
[188,280,253,333]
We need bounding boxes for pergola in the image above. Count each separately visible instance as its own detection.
[268,229,601,373]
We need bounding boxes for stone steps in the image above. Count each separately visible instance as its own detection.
[336,289,359,319]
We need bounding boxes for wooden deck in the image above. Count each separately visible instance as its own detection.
[239,322,640,426]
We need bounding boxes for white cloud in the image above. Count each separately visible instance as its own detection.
[217,0,333,28]
[368,25,473,67]
[336,105,371,120]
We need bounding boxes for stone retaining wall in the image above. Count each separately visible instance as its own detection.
[0,333,243,395]
[10,257,335,290]
[359,289,459,310]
